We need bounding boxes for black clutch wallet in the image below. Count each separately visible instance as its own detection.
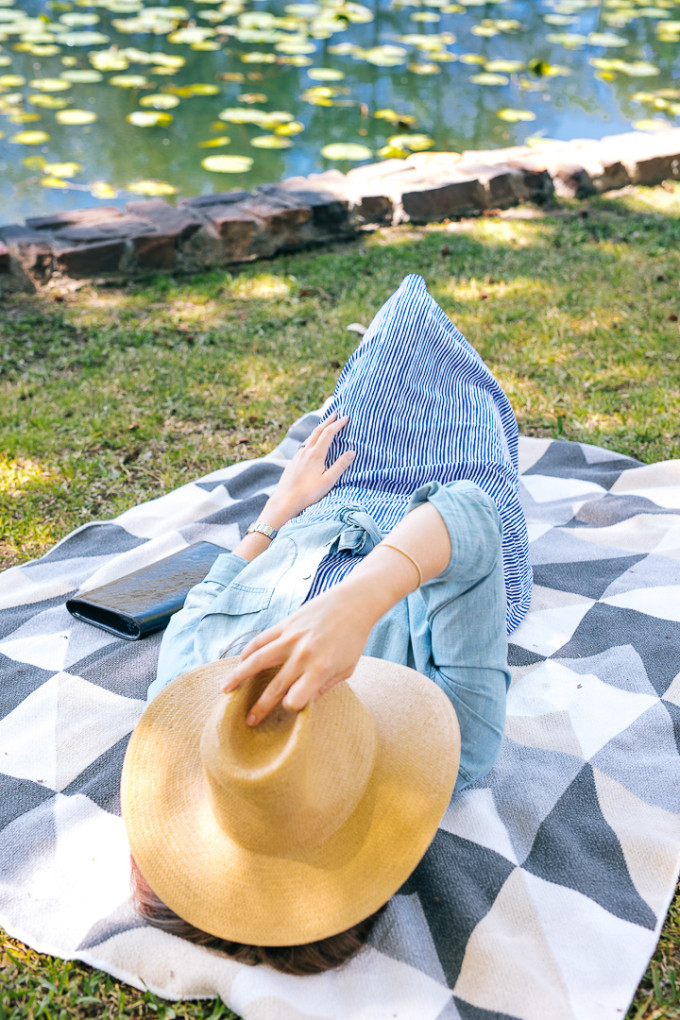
[66,541,226,640]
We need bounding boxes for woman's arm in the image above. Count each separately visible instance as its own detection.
[223,499,453,725]
[152,414,353,698]
[231,413,355,563]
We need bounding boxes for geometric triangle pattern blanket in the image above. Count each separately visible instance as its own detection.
[1,415,680,1020]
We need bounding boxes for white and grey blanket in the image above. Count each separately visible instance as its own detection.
[1,415,679,1020]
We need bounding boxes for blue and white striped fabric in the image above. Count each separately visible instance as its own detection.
[297,274,533,633]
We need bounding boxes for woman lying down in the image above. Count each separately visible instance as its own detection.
[121,273,533,976]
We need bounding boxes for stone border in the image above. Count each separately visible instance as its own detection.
[2,127,679,294]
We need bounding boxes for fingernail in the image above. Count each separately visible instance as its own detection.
[246,712,257,726]
[348,449,356,459]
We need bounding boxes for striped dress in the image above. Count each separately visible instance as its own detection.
[297,273,533,634]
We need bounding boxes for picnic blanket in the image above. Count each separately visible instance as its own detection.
[1,417,680,1020]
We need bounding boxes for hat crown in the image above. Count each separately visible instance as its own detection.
[200,670,378,855]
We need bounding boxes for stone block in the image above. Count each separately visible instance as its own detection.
[0,241,9,273]
[125,198,203,243]
[55,215,154,244]
[632,153,680,186]
[260,173,351,235]
[598,130,680,186]
[353,193,395,226]
[201,206,259,261]
[54,240,125,277]
[0,224,53,281]
[401,175,486,224]
[515,167,555,204]
[132,233,177,270]
[26,207,122,231]
[453,159,527,208]
[237,193,313,257]
[180,190,252,209]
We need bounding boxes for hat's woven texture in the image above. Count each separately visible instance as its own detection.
[1,418,680,1019]
[122,657,459,946]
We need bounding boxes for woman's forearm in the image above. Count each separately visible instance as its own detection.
[230,413,354,564]
[338,501,452,627]
[223,500,453,724]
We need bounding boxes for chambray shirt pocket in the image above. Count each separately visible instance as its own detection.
[215,581,274,616]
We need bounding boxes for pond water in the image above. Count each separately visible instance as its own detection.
[1,0,679,222]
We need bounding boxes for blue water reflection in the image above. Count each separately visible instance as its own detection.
[1,0,679,221]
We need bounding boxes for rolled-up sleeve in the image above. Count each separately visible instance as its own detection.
[408,481,511,789]
[149,551,249,701]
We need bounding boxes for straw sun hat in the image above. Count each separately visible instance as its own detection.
[121,655,460,947]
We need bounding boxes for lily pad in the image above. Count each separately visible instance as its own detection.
[308,67,345,81]
[240,51,277,63]
[201,153,254,172]
[250,133,292,148]
[485,59,523,73]
[109,74,149,88]
[171,83,219,97]
[28,94,69,108]
[90,49,129,71]
[60,69,104,82]
[91,180,118,198]
[321,141,372,160]
[139,93,180,109]
[387,133,434,151]
[59,12,100,26]
[29,77,72,91]
[361,45,407,67]
[22,155,47,169]
[409,61,441,74]
[55,108,97,124]
[40,176,70,188]
[274,119,304,135]
[261,110,295,128]
[470,72,509,85]
[127,178,178,195]
[374,108,415,125]
[43,160,81,176]
[168,25,215,44]
[378,143,407,158]
[632,118,672,131]
[497,107,535,122]
[276,38,316,54]
[198,135,230,146]
[9,112,43,124]
[587,31,627,47]
[10,129,50,143]
[127,110,173,126]
[55,30,110,46]
[219,106,269,124]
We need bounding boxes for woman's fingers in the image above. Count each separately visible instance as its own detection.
[245,658,308,725]
[324,448,356,488]
[317,414,349,457]
[304,412,338,449]
[222,633,287,692]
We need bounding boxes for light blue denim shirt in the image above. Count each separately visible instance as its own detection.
[151,480,510,790]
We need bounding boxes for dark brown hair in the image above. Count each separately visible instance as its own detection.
[130,856,384,975]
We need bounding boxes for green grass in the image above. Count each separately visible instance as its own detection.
[1,182,680,1018]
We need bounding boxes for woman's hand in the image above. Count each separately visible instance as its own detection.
[267,413,354,522]
[222,583,374,726]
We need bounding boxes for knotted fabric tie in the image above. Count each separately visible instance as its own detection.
[334,505,385,556]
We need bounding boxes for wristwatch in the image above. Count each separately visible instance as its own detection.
[246,520,278,541]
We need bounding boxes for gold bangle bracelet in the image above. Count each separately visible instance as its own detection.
[378,542,424,589]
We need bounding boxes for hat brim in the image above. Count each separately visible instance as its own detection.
[121,655,460,946]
